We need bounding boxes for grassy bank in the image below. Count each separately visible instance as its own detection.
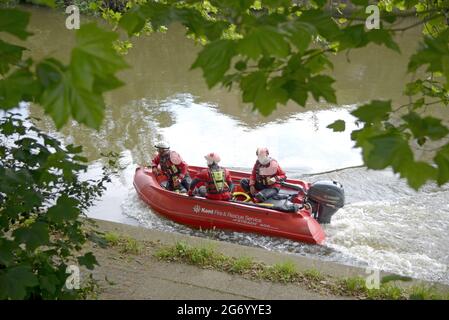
[100,231,449,300]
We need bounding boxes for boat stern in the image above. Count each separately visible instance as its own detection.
[303,216,326,245]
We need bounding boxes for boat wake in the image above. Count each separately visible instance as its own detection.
[121,166,449,285]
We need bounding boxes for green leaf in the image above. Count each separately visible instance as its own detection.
[69,82,105,129]
[337,24,367,50]
[298,10,341,41]
[351,100,392,123]
[235,60,247,71]
[38,24,127,129]
[66,144,83,154]
[240,71,267,103]
[0,239,16,266]
[93,73,124,93]
[39,82,70,129]
[268,76,289,103]
[238,26,290,59]
[237,35,262,60]
[0,68,41,110]
[119,2,174,35]
[417,136,427,146]
[176,8,229,41]
[284,22,315,54]
[257,56,275,69]
[358,130,435,188]
[363,131,413,170]
[13,221,49,251]
[240,71,288,115]
[74,24,127,71]
[0,40,26,75]
[73,155,88,163]
[408,30,449,84]
[408,47,441,73]
[71,23,128,90]
[77,252,98,270]
[39,274,58,295]
[191,39,235,88]
[0,265,38,299]
[434,144,449,185]
[0,9,32,40]
[47,194,80,223]
[383,14,398,24]
[0,114,109,299]
[400,161,437,190]
[307,75,336,103]
[290,83,308,106]
[327,119,346,132]
[403,112,449,141]
[118,5,148,36]
[36,58,64,87]
[366,29,400,53]
[144,2,174,30]
[37,59,70,127]
[405,80,423,96]
[304,54,333,74]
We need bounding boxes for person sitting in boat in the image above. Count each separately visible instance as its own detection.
[240,147,286,202]
[188,152,234,201]
[151,141,191,192]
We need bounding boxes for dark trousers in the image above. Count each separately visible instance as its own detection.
[240,178,279,202]
[163,174,191,192]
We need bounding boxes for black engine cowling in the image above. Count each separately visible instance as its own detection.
[306,180,345,224]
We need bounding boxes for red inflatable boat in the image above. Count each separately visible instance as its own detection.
[133,166,345,245]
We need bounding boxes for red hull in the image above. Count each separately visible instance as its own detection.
[133,166,325,244]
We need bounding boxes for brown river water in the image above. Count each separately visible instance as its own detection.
[7,6,448,284]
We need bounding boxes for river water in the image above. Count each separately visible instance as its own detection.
[16,6,449,284]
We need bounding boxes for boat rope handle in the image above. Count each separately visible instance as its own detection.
[255,202,274,207]
[231,192,251,202]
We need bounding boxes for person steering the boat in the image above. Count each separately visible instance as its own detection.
[188,152,234,201]
[151,141,191,193]
[240,147,286,202]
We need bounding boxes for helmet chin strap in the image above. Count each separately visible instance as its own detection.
[208,163,218,168]
[159,149,170,156]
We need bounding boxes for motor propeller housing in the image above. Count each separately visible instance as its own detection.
[306,180,345,224]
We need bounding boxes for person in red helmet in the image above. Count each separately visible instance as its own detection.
[151,141,191,192]
[188,152,234,201]
[240,147,286,202]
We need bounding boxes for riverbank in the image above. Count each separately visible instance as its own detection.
[84,219,449,300]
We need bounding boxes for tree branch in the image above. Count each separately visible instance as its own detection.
[388,14,444,32]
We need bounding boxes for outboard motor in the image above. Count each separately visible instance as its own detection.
[306,180,345,224]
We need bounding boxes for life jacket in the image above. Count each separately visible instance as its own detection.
[206,167,229,194]
[255,159,279,186]
[159,151,182,176]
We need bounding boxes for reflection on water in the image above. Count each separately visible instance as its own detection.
[18,7,449,284]
[156,94,361,172]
